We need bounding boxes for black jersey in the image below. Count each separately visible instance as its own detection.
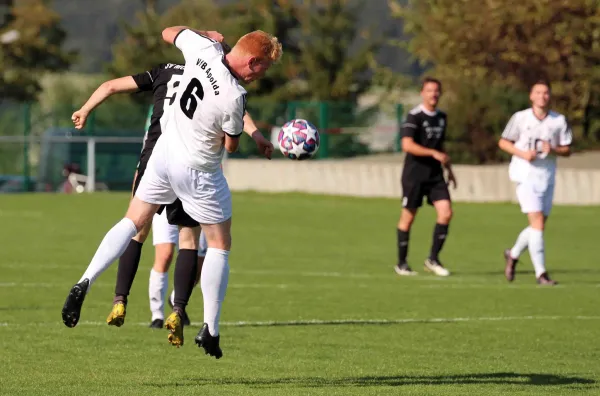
[131,63,185,152]
[401,105,447,180]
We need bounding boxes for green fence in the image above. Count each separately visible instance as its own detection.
[0,101,404,192]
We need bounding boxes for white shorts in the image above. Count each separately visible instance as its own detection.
[152,212,207,257]
[152,210,178,246]
[135,138,232,225]
[516,182,555,216]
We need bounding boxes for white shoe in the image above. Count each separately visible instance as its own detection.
[394,263,418,276]
[424,259,450,277]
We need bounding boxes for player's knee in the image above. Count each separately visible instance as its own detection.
[134,222,152,242]
[438,208,453,224]
[398,210,416,230]
[206,234,231,251]
[528,213,545,231]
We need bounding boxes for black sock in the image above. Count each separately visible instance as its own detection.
[114,239,143,303]
[173,249,198,314]
[429,223,449,261]
[397,229,409,265]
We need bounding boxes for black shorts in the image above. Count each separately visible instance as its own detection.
[163,199,199,228]
[401,177,450,209]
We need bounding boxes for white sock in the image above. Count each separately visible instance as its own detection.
[79,218,137,287]
[510,226,530,259]
[169,290,175,307]
[528,229,546,278]
[201,248,230,336]
[149,269,168,321]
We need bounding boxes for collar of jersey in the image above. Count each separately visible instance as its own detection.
[420,104,438,116]
[529,108,551,122]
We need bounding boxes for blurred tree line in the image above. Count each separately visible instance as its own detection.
[2,0,600,162]
[391,0,600,163]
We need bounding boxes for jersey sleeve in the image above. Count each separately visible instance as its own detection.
[559,116,573,146]
[174,29,219,60]
[501,113,520,141]
[131,66,162,91]
[401,112,419,139]
[222,95,246,137]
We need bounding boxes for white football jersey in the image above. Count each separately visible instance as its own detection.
[501,108,572,184]
[164,29,247,172]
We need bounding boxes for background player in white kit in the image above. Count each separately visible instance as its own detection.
[498,80,572,285]
[62,26,280,359]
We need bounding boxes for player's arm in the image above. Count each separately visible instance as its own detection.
[552,145,571,156]
[243,111,274,159]
[401,114,449,165]
[498,114,537,161]
[161,26,223,46]
[549,117,573,157]
[222,96,246,153]
[498,138,537,161]
[71,77,139,129]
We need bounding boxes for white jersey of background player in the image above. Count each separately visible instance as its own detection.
[499,80,572,285]
[63,26,279,359]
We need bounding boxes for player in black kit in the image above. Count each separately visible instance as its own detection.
[395,77,457,277]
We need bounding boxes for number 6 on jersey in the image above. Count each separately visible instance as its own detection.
[180,78,204,119]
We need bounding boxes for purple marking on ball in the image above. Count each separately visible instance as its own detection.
[292,130,307,145]
[281,136,293,150]
[292,120,307,130]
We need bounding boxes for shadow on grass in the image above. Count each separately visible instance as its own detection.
[145,372,596,388]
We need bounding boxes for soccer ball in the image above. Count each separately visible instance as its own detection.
[277,119,320,160]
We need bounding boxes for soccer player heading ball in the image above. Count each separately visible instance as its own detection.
[62,26,281,359]
[499,80,572,285]
[395,77,457,277]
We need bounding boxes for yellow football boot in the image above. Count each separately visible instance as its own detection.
[106,302,126,327]
[165,312,184,347]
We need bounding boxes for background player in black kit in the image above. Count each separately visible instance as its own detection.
[395,77,457,277]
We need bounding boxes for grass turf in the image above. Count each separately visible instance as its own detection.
[0,192,598,395]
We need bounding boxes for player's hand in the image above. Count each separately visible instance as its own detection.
[71,109,89,130]
[206,31,224,43]
[447,171,458,190]
[432,150,450,165]
[252,131,274,160]
[522,150,537,162]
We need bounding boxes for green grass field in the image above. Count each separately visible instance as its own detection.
[1,192,599,395]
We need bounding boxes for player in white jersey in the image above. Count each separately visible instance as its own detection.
[62,27,281,359]
[498,80,572,285]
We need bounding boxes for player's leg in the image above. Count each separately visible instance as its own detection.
[194,219,231,359]
[395,180,422,276]
[196,230,207,286]
[424,180,452,276]
[107,157,154,326]
[106,147,179,327]
[164,199,202,328]
[168,229,206,312]
[113,154,154,305]
[147,211,177,329]
[62,197,162,328]
[515,183,556,285]
[165,225,201,347]
[62,140,176,328]
[504,220,530,282]
[163,160,230,357]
